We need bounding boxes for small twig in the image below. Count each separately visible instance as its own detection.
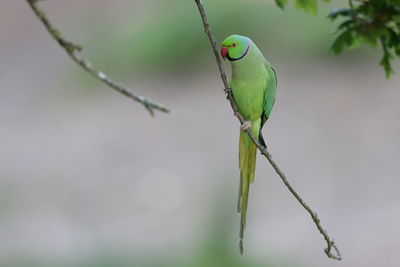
[194,0,341,260]
[26,0,169,116]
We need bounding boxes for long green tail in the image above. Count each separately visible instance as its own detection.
[238,129,258,255]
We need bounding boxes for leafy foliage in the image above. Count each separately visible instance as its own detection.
[276,0,400,77]
[274,0,288,9]
[275,0,330,14]
[295,0,318,14]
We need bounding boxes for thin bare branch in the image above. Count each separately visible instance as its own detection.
[26,0,169,116]
[194,0,341,260]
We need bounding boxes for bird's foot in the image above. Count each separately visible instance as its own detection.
[240,120,251,131]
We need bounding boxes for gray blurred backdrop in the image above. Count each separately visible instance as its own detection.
[1,0,400,266]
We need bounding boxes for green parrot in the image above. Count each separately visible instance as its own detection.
[220,34,277,254]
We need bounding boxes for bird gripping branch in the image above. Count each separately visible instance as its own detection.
[221,34,277,254]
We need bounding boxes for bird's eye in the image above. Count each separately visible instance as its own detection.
[232,43,237,47]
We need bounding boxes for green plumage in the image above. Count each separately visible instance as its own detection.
[221,34,277,254]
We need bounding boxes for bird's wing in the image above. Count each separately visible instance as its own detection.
[261,65,277,127]
[259,65,277,147]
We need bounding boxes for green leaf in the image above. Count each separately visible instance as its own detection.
[394,15,400,23]
[359,34,378,48]
[348,34,365,49]
[332,19,353,34]
[380,55,394,78]
[330,29,353,54]
[274,0,288,9]
[295,0,318,14]
[380,39,394,78]
[386,27,400,48]
[328,8,351,20]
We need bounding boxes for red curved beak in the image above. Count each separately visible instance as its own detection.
[220,46,228,60]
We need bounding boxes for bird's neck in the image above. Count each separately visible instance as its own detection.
[231,44,265,80]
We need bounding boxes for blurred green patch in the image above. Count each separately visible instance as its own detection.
[84,0,338,76]
[1,177,300,267]
[80,182,298,267]
[79,190,296,267]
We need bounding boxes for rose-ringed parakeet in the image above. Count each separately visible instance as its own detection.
[220,34,277,254]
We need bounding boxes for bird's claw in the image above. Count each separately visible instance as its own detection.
[240,121,251,131]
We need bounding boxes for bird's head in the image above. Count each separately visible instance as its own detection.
[220,34,251,62]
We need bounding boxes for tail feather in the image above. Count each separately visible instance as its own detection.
[238,130,258,255]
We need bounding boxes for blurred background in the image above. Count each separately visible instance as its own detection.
[1,0,400,266]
